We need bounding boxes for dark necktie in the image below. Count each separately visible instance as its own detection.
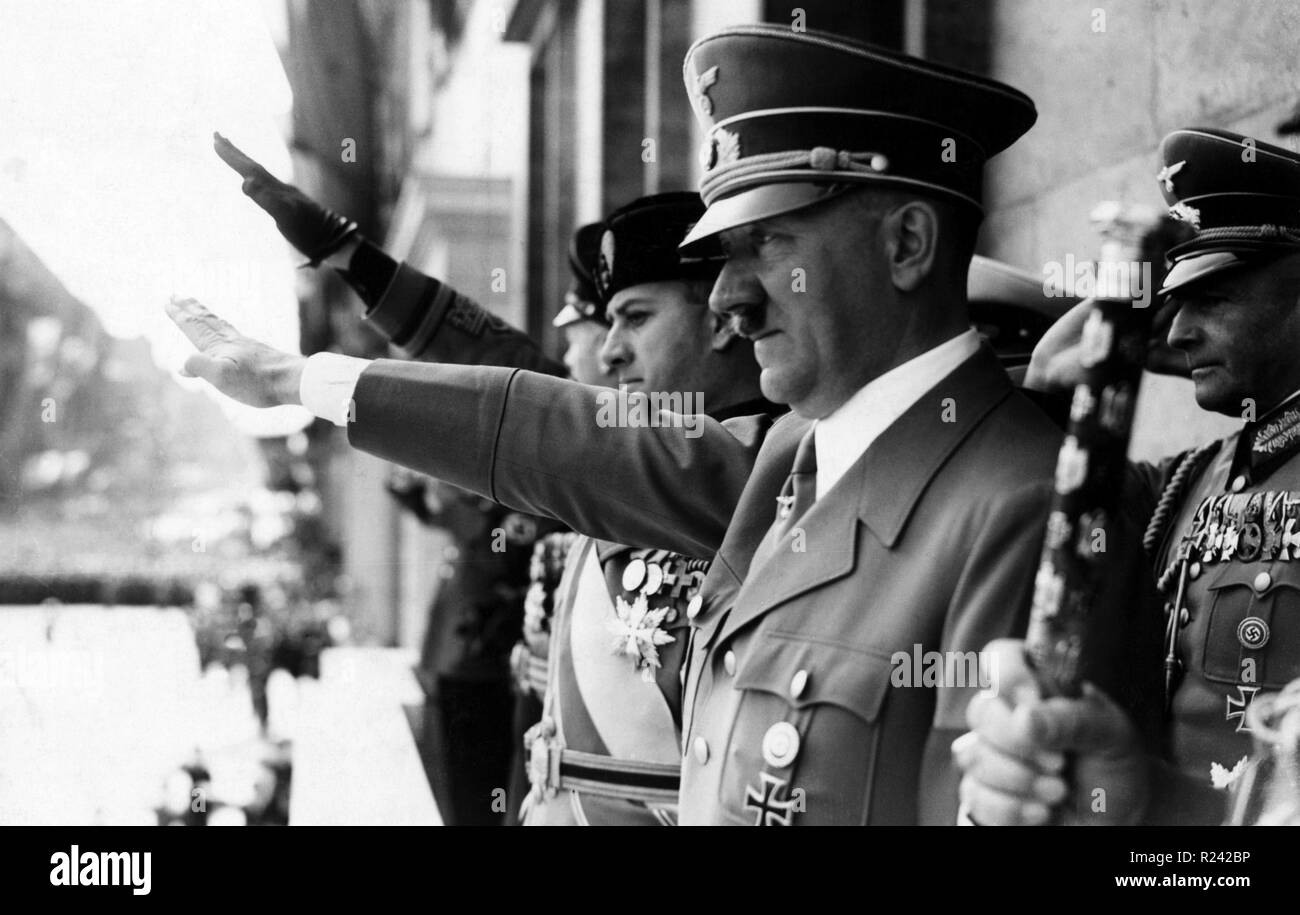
[775,427,818,539]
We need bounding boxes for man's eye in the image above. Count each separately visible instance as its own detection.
[623,312,649,327]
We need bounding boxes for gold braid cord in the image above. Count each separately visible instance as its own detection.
[1145,441,1221,594]
[699,147,887,201]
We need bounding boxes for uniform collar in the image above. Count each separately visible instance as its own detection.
[813,329,982,500]
[1235,387,1300,485]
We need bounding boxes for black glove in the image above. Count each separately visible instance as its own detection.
[213,132,358,266]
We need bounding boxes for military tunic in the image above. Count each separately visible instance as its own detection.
[522,542,705,825]
[1148,403,1300,789]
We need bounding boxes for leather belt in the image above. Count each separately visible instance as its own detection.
[524,718,681,807]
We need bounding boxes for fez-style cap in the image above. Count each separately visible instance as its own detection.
[595,191,726,302]
[554,222,607,328]
[1157,128,1300,295]
[679,24,1037,249]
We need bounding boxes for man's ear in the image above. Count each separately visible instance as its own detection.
[711,312,742,352]
[880,200,940,293]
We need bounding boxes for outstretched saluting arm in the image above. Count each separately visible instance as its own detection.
[165,299,769,558]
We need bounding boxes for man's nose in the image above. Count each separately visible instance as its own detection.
[1165,298,1199,351]
[600,329,631,369]
[709,260,767,336]
[708,259,760,317]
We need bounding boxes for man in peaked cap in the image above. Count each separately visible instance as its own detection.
[521,191,778,826]
[171,27,1152,824]
[956,128,1300,825]
[662,24,1152,825]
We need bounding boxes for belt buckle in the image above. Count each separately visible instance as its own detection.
[524,717,561,801]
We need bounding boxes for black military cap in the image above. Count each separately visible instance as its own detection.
[554,222,607,328]
[1157,128,1300,295]
[595,191,725,303]
[679,24,1037,249]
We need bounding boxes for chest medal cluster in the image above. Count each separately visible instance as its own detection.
[606,549,709,682]
[1162,487,1300,755]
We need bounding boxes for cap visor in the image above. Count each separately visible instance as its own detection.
[552,302,586,328]
[1159,251,1249,296]
[679,183,851,253]
[968,254,1076,317]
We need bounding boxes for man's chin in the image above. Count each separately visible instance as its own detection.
[761,369,826,417]
[758,370,791,406]
[1190,379,1242,418]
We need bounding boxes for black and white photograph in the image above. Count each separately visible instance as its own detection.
[0,0,1297,891]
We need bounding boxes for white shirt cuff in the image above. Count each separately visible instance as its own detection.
[299,352,372,427]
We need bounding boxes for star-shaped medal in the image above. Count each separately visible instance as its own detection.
[608,593,676,682]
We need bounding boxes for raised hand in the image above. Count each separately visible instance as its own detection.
[165,297,305,408]
[213,132,357,266]
[1025,296,1189,393]
[1024,203,1195,394]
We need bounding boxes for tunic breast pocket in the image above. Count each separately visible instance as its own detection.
[1203,563,1300,688]
[720,631,893,826]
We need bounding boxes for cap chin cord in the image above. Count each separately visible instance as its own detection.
[1184,224,1300,246]
[699,147,890,202]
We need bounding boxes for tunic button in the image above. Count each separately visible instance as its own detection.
[686,595,704,620]
[761,722,801,769]
[724,650,737,676]
[1179,607,1190,626]
[693,737,710,765]
[664,608,678,623]
[790,669,809,699]
[1254,571,1272,593]
[1231,475,1247,493]
[1189,562,1202,580]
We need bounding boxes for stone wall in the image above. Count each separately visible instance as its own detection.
[980,0,1300,460]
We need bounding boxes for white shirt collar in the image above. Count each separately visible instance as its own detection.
[812,329,982,500]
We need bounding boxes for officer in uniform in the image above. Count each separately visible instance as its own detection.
[521,192,778,825]
[954,128,1300,825]
[174,27,1162,824]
